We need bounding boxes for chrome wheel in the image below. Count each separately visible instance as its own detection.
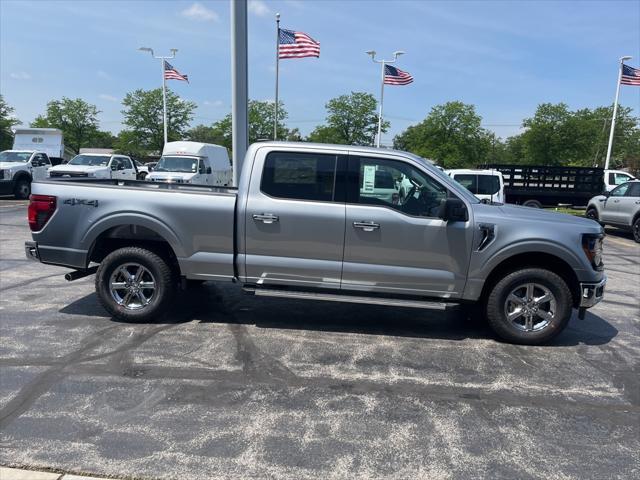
[504,282,556,332]
[109,263,156,310]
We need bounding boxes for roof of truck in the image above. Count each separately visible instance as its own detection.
[13,128,63,135]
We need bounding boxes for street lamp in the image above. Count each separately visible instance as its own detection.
[138,46,178,146]
[366,50,407,147]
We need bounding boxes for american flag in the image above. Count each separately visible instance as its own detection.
[164,61,189,82]
[621,64,640,86]
[278,29,320,59]
[384,65,413,85]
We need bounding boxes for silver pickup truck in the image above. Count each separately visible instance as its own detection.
[25,142,606,345]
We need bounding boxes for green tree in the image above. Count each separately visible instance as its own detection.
[113,130,148,160]
[0,95,20,151]
[192,100,289,151]
[120,88,196,154]
[186,124,227,146]
[31,97,99,153]
[90,130,117,149]
[394,101,492,168]
[308,92,387,146]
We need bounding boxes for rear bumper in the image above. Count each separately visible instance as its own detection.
[25,241,87,269]
[0,180,15,195]
[579,276,606,308]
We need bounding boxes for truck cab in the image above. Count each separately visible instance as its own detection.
[48,154,137,180]
[147,141,232,186]
[447,169,505,204]
[0,150,52,199]
[604,169,636,192]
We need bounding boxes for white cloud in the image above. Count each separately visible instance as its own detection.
[10,71,31,80]
[181,2,219,22]
[203,100,224,107]
[99,94,118,102]
[248,0,270,17]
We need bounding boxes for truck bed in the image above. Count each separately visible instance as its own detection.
[30,179,238,281]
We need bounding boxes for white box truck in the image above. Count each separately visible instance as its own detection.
[147,141,232,186]
[12,128,74,165]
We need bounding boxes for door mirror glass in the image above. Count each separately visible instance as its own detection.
[206,167,212,174]
[440,197,468,222]
[111,164,117,171]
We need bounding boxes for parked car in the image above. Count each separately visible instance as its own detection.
[25,142,606,345]
[485,164,605,208]
[604,170,636,192]
[0,150,52,199]
[48,153,137,180]
[586,180,640,242]
[134,160,151,180]
[447,169,505,204]
[147,141,232,186]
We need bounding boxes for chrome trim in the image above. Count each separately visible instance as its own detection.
[353,221,380,231]
[579,276,607,308]
[252,213,279,224]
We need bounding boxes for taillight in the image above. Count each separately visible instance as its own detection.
[28,195,57,231]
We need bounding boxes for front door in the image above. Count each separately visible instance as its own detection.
[342,155,474,297]
[244,148,347,289]
[30,153,50,180]
[602,183,631,224]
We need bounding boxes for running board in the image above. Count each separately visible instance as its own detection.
[245,288,448,310]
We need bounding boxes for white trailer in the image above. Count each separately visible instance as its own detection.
[12,128,74,164]
[147,141,232,186]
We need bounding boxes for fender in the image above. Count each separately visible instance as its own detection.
[80,212,186,259]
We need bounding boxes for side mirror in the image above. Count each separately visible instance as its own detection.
[440,198,468,222]
[206,167,212,174]
[31,161,41,167]
[111,165,117,171]
[118,164,125,171]
[603,190,611,197]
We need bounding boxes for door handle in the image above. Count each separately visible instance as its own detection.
[613,200,620,203]
[353,221,380,232]
[253,213,279,224]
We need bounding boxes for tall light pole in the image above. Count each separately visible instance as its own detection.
[604,55,632,170]
[139,47,178,146]
[231,0,248,187]
[367,50,405,148]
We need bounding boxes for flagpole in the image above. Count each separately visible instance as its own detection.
[274,13,280,140]
[604,56,632,170]
[161,59,168,145]
[376,61,385,148]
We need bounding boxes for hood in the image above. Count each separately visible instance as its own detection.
[473,202,602,233]
[49,164,109,173]
[0,161,28,169]
[148,172,197,182]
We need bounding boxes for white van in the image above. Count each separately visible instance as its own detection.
[147,141,232,186]
[447,169,505,204]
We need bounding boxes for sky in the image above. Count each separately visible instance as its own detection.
[1,0,639,145]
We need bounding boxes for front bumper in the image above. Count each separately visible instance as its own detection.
[579,276,606,308]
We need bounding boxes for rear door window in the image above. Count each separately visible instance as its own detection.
[626,183,640,197]
[261,152,338,202]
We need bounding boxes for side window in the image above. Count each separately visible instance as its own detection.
[611,183,630,197]
[110,158,122,170]
[453,174,477,194]
[41,154,51,165]
[614,173,633,185]
[121,158,133,169]
[354,157,449,218]
[626,183,640,197]
[261,152,337,202]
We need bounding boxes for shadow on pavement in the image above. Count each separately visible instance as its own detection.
[60,283,618,347]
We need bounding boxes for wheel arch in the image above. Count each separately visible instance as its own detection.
[479,252,581,308]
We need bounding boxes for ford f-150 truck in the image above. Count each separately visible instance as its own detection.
[25,142,606,345]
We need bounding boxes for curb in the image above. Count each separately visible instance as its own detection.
[0,467,113,480]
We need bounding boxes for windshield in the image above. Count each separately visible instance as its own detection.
[454,174,501,195]
[154,156,200,173]
[0,151,31,163]
[68,155,111,166]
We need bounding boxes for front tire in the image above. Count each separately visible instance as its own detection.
[485,268,572,345]
[95,247,175,322]
[586,207,599,222]
[13,178,31,200]
[633,217,640,243]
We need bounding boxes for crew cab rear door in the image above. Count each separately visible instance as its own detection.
[244,148,347,289]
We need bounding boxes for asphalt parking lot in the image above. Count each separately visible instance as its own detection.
[0,197,638,480]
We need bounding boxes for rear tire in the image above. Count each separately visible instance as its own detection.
[485,268,572,345]
[522,199,542,208]
[633,217,640,243]
[96,247,175,322]
[138,172,148,181]
[13,178,31,200]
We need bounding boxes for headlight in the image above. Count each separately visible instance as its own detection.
[2,169,12,180]
[87,172,96,178]
[582,234,604,271]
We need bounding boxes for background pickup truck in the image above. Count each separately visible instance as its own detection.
[26,142,606,345]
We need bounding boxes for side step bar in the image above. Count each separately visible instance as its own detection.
[244,288,448,310]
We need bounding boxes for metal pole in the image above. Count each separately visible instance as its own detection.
[604,57,630,170]
[274,13,280,140]
[161,59,168,145]
[231,0,248,187]
[376,61,385,148]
